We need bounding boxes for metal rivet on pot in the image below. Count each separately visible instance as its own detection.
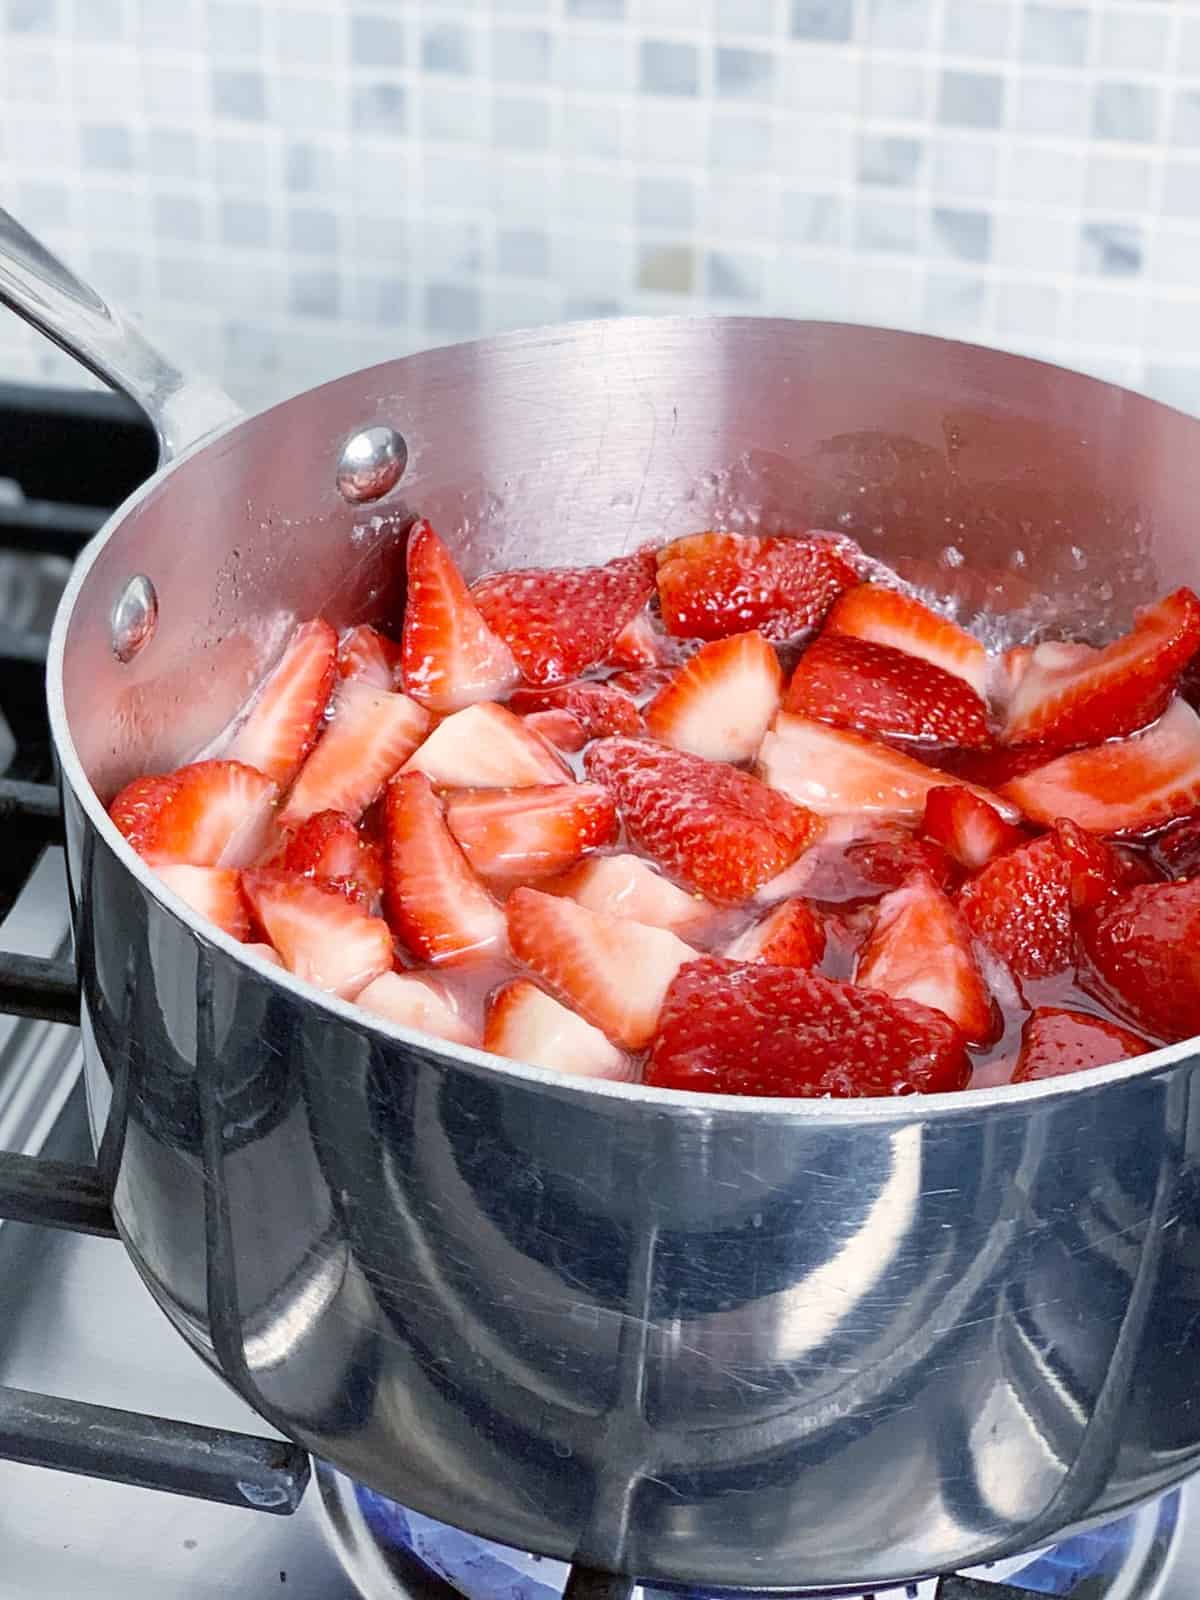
[111,574,158,663]
[336,425,408,504]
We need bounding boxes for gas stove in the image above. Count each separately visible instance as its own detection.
[0,383,1198,1600]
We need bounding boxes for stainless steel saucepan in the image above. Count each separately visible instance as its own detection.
[4,205,1200,1592]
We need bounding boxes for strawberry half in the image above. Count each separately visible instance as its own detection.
[384,772,506,965]
[280,809,383,908]
[655,531,858,642]
[922,785,1025,871]
[644,957,970,1097]
[1003,699,1200,834]
[471,551,655,687]
[521,709,588,753]
[644,630,782,763]
[1003,588,1200,749]
[546,852,712,934]
[484,977,632,1079]
[508,681,643,739]
[725,898,825,969]
[957,834,1071,981]
[843,832,959,896]
[759,713,1018,823]
[401,520,519,712]
[856,870,997,1043]
[279,680,430,826]
[1079,878,1200,1042]
[1013,1007,1153,1083]
[783,633,991,748]
[585,737,817,904]
[119,759,277,868]
[227,618,337,788]
[444,784,617,883]
[338,623,403,690]
[155,864,250,941]
[824,583,989,698]
[506,886,695,1048]
[355,970,478,1046]
[608,610,671,669]
[242,868,392,998]
[403,702,570,789]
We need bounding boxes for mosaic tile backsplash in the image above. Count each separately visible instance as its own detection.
[2,0,1200,416]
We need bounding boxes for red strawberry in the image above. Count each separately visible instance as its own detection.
[279,680,430,826]
[655,531,858,642]
[936,742,1056,791]
[760,713,1018,823]
[824,583,990,698]
[608,610,671,668]
[1003,588,1200,748]
[226,618,337,788]
[725,898,825,968]
[856,870,997,1043]
[585,737,817,904]
[110,772,182,856]
[1013,1007,1153,1083]
[843,832,959,896]
[609,666,675,702]
[280,808,382,908]
[1003,699,1200,834]
[521,709,588,753]
[155,864,249,941]
[508,681,643,739]
[783,633,991,747]
[957,834,1071,980]
[923,785,1025,871]
[471,550,655,686]
[1079,878,1200,1042]
[122,760,277,868]
[484,977,632,1079]
[546,852,712,934]
[644,630,782,763]
[1152,812,1200,879]
[242,868,393,998]
[355,970,478,1046]
[338,623,403,690]
[383,772,506,965]
[404,701,570,789]
[444,784,617,883]
[506,886,695,1048]
[1054,817,1152,912]
[644,957,969,1097]
[401,520,519,712]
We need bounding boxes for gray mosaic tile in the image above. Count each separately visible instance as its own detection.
[89,248,142,302]
[1006,142,1084,206]
[208,2,260,54]
[564,295,623,320]
[865,61,928,121]
[716,0,773,32]
[995,280,1060,339]
[567,0,624,15]
[857,259,920,324]
[1092,83,1158,145]
[941,0,1008,59]
[932,206,991,262]
[1146,367,1200,415]
[213,133,269,188]
[354,276,410,325]
[223,321,280,376]
[700,175,771,238]
[138,0,200,45]
[779,191,841,245]
[716,46,772,97]
[639,243,696,293]
[855,197,919,254]
[636,175,694,228]
[426,282,480,334]
[422,22,471,73]
[351,214,409,262]
[775,46,857,115]
[498,227,550,276]
[423,85,489,141]
[220,198,271,248]
[284,141,338,193]
[275,7,335,63]
[1181,17,1200,77]
[789,0,852,43]
[867,0,930,50]
[1146,296,1200,356]
[288,207,338,255]
[706,249,763,301]
[1152,229,1200,287]
[5,0,55,32]
[7,50,56,99]
[563,100,625,157]
[932,135,997,198]
[713,111,772,169]
[426,219,485,276]
[211,68,266,120]
[72,0,124,38]
[16,180,69,227]
[923,270,984,333]
[558,31,628,90]
[641,38,699,95]
[1085,154,1151,213]
[80,123,133,170]
[494,27,551,82]
[353,14,406,68]
[1021,4,1087,67]
[857,134,922,187]
[1173,92,1200,149]
[1072,285,1141,348]
[352,82,406,136]
[153,193,205,243]
[1079,221,1142,278]
[290,270,340,318]
[1014,75,1090,138]
[1095,9,1167,73]
[493,94,550,147]
[140,61,202,120]
[1163,161,1200,218]
[938,69,1002,129]
[993,211,1074,272]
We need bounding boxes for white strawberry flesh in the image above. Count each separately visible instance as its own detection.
[403,701,569,789]
[644,629,781,763]
[355,970,478,1046]
[484,978,632,1079]
[280,680,429,826]
[242,869,393,999]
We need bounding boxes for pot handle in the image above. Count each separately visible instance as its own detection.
[0,206,243,463]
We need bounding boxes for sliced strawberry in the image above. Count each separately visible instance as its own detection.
[546,852,712,934]
[242,868,392,998]
[922,785,1025,871]
[856,870,997,1043]
[1152,812,1200,879]
[383,772,505,964]
[824,583,989,698]
[608,610,671,668]
[484,977,632,1079]
[936,742,1056,791]
[1003,588,1200,748]
[1054,817,1151,912]
[155,864,249,941]
[444,784,617,883]
[110,772,182,856]
[655,531,858,642]
[244,942,283,968]
[280,808,382,908]
[783,633,991,747]
[644,957,969,1097]
[506,886,695,1048]
[471,550,655,686]
[1003,699,1200,834]
[338,623,403,690]
[644,630,782,763]
[957,834,1071,980]
[585,737,817,904]
[725,898,825,969]
[404,701,570,789]
[1079,878,1200,1041]
[279,680,430,826]
[226,618,337,788]
[401,519,519,712]
[609,666,675,702]
[1013,1006,1153,1083]
[355,970,478,1046]
[759,713,1019,823]
[508,681,643,739]
[521,709,588,753]
[129,760,277,868]
[843,832,959,896]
